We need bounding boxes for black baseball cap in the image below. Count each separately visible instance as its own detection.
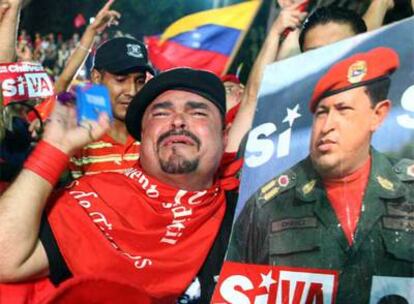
[126,68,226,141]
[92,37,154,75]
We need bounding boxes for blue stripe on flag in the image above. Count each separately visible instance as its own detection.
[168,24,240,56]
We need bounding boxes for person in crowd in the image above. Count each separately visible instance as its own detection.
[276,0,397,59]
[222,74,244,112]
[38,0,144,179]
[0,68,241,303]
[16,35,33,61]
[221,74,244,126]
[68,36,153,178]
[33,32,45,63]
[226,47,414,303]
[42,33,57,71]
[299,5,368,52]
[55,42,70,74]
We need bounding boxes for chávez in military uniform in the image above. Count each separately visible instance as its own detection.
[226,47,414,303]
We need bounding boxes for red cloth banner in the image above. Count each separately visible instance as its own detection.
[0,62,54,105]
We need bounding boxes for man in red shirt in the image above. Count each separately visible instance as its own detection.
[0,68,241,303]
[69,37,153,178]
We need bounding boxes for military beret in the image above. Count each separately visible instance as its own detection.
[309,47,400,112]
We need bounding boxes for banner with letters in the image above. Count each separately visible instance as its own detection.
[215,17,414,304]
[212,262,339,304]
[0,62,54,105]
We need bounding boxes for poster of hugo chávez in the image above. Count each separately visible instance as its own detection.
[212,17,414,304]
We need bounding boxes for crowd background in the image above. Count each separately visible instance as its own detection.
[15,29,128,80]
[16,0,414,82]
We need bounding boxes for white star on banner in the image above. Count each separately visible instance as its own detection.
[259,270,276,292]
[282,104,301,127]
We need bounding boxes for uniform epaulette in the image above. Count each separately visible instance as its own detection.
[392,158,414,181]
[257,170,297,206]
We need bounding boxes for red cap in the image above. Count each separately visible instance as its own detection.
[221,74,241,84]
[309,47,400,112]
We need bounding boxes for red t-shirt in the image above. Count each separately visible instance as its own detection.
[69,133,140,178]
[324,158,371,245]
[0,278,56,304]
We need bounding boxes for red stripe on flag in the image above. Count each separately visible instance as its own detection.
[145,36,228,76]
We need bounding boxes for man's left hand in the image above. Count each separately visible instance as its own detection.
[42,101,111,156]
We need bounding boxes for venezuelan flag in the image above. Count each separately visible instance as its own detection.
[145,1,261,76]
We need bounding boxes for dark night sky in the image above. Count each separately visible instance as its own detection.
[19,0,412,80]
[20,0,244,39]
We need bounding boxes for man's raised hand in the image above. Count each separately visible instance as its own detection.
[89,0,121,34]
[42,101,111,155]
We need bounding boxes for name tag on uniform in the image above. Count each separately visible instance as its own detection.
[271,217,318,233]
[386,202,414,217]
[369,276,414,304]
[382,217,414,232]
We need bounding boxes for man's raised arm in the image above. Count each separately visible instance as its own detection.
[54,0,121,93]
[225,2,306,153]
[0,102,110,282]
[0,0,23,62]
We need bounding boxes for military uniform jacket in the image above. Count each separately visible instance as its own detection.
[227,149,414,303]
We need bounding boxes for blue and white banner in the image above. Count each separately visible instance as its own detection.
[236,17,414,216]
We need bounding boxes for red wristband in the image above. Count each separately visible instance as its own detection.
[23,141,70,186]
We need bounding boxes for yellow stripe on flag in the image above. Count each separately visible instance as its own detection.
[160,0,261,41]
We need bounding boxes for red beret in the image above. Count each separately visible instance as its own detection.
[221,74,241,84]
[309,47,400,112]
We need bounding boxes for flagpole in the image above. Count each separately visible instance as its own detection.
[221,0,263,76]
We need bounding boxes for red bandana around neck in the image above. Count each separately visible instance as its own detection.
[47,154,240,302]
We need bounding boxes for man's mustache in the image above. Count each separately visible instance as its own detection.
[157,129,201,149]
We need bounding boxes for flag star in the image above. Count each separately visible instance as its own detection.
[259,270,276,292]
[190,30,202,48]
[17,76,25,82]
[282,104,301,127]
[192,31,202,40]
